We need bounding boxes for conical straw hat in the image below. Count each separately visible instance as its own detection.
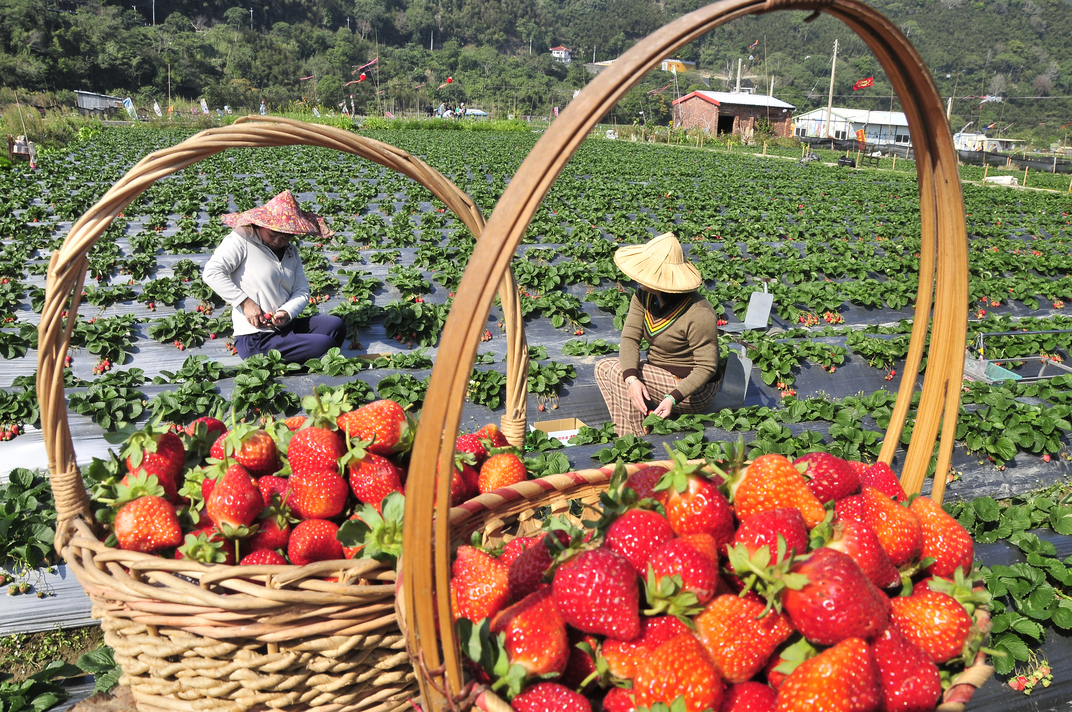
[613,232,703,293]
[221,190,333,238]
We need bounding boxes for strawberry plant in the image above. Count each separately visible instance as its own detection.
[368,349,434,369]
[528,361,577,399]
[152,355,236,384]
[315,380,376,406]
[304,347,367,376]
[562,338,619,356]
[305,268,340,298]
[467,369,507,409]
[593,434,653,464]
[523,451,571,478]
[339,268,382,301]
[519,292,591,329]
[569,422,618,446]
[82,283,136,308]
[0,386,40,428]
[0,468,58,571]
[330,300,383,338]
[0,323,38,360]
[138,276,188,307]
[231,366,300,419]
[148,311,211,349]
[66,368,147,430]
[70,313,139,364]
[374,373,429,409]
[382,300,448,347]
[148,381,226,424]
[368,250,401,265]
[0,660,84,712]
[387,265,431,299]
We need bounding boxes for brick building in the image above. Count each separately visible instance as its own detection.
[672,91,795,139]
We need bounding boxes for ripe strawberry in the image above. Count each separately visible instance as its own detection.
[205,464,264,534]
[833,494,865,523]
[230,427,280,477]
[872,624,941,712]
[490,586,569,677]
[289,468,349,519]
[604,508,676,576]
[782,548,890,646]
[646,537,721,607]
[287,426,345,476]
[451,545,511,622]
[240,549,287,565]
[861,486,922,567]
[257,475,290,506]
[732,507,809,566]
[336,399,414,456]
[909,496,974,578]
[478,452,527,493]
[288,519,343,566]
[450,459,480,505]
[119,469,180,507]
[455,433,488,465]
[283,415,307,431]
[559,630,599,692]
[721,682,777,712]
[859,461,908,502]
[602,615,690,680]
[634,632,724,712]
[507,533,559,601]
[342,442,404,512]
[794,452,859,503]
[475,422,510,448]
[728,453,826,529]
[822,519,900,589]
[185,416,225,439]
[775,637,881,712]
[510,682,592,712]
[114,496,183,553]
[888,588,979,664]
[625,465,669,500]
[209,431,228,460]
[602,687,637,712]
[679,532,723,563]
[693,594,794,684]
[500,536,540,567]
[176,527,235,565]
[122,424,185,503]
[654,452,735,546]
[553,547,640,639]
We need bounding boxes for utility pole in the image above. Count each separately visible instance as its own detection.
[152,0,155,25]
[735,58,742,93]
[430,30,433,51]
[249,7,253,31]
[824,39,838,138]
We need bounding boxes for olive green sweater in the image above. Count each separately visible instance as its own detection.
[619,291,720,403]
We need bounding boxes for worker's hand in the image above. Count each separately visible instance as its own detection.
[270,310,291,327]
[241,298,268,328]
[628,378,650,414]
[652,397,674,419]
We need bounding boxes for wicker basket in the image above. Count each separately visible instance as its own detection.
[37,116,532,712]
[400,0,992,709]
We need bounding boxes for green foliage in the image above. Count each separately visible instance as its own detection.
[67,369,146,430]
[0,659,82,712]
[76,648,121,695]
[0,469,57,571]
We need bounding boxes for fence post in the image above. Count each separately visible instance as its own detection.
[983,164,989,182]
[1023,165,1029,187]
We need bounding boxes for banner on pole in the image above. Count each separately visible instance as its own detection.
[122,98,137,120]
[153,101,162,117]
[200,98,209,114]
[852,77,874,91]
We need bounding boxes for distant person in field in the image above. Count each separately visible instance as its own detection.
[595,232,722,436]
[203,190,345,363]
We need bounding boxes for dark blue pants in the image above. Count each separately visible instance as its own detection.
[235,315,346,364]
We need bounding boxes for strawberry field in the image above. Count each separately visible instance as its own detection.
[2,125,1072,708]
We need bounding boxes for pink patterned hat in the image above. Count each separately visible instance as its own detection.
[221,190,334,238]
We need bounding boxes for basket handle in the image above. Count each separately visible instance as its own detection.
[402,0,968,705]
[38,116,529,551]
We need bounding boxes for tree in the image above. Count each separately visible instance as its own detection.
[223,7,248,30]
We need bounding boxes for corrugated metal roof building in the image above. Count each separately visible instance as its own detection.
[672,90,795,138]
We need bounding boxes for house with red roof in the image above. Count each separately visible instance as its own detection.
[672,90,795,139]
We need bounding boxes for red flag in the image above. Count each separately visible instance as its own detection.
[852,77,874,90]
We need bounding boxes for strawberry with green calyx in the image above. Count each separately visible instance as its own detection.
[507,532,565,602]
[859,461,908,503]
[764,637,818,691]
[336,492,405,564]
[119,420,186,503]
[451,450,480,505]
[584,461,662,536]
[341,437,404,511]
[256,475,290,507]
[774,637,881,712]
[726,453,826,530]
[222,423,281,477]
[336,398,415,457]
[633,633,724,712]
[693,593,794,685]
[812,515,900,590]
[288,518,343,565]
[490,586,570,679]
[724,538,806,612]
[176,528,234,565]
[625,465,670,501]
[205,464,264,540]
[721,682,777,712]
[114,496,183,553]
[602,615,690,681]
[860,486,923,568]
[559,630,600,693]
[553,547,640,640]
[476,422,510,449]
[106,471,167,509]
[602,687,636,712]
[247,493,297,552]
[240,549,288,565]
[653,446,734,546]
[604,509,676,577]
[888,569,993,666]
[781,547,890,646]
[734,507,810,567]
[451,545,512,622]
[793,452,859,504]
[183,416,226,463]
[909,495,975,578]
[478,451,528,494]
[456,432,488,467]
[288,393,348,475]
[289,468,349,519]
[643,538,721,619]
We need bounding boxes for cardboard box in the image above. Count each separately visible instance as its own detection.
[531,417,587,446]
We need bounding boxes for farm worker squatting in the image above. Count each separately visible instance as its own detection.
[203,190,345,363]
[595,232,722,436]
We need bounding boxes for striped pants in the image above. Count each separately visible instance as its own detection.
[594,358,721,437]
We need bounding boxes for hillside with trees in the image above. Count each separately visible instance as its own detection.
[1,0,1069,144]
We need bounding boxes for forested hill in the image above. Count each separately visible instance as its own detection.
[1,0,1069,142]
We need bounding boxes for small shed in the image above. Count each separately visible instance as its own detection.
[793,108,910,145]
[672,90,795,138]
[74,91,123,117]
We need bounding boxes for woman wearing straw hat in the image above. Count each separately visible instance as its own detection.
[204,190,345,363]
[594,232,721,436]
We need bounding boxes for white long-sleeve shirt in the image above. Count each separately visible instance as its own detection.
[202,226,310,337]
